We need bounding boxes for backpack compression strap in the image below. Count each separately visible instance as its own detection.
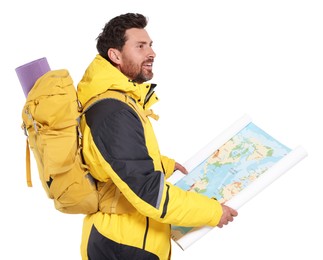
[25,138,32,187]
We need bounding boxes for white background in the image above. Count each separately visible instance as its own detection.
[1,0,322,259]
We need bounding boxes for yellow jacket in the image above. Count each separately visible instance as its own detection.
[78,55,223,260]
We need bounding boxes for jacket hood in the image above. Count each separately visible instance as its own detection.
[77,55,155,107]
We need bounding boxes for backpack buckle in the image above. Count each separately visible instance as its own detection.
[22,122,29,137]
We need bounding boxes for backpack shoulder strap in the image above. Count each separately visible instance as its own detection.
[79,90,160,122]
[79,90,133,113]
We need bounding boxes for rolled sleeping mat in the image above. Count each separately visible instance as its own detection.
[15,57,51,97]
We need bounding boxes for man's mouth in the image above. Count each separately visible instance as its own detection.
[143,59,154,68]
[143,63,153,70]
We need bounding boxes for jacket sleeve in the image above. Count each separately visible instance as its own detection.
[84,99,223,227]
[160,155,176,179]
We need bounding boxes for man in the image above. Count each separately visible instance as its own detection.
[77,13,238,260]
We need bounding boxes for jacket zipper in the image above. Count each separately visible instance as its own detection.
[143,83,157,107]
[160,184,170,218]
[142,217,149,250]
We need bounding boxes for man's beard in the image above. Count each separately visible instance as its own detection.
[132,71,153,84]
[121,59,153,84]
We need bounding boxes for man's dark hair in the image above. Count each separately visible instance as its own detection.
[96,13,148,62]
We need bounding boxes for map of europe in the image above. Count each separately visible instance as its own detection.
[171,122,291,239]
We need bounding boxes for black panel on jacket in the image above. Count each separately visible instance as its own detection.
[85,98,163,208]
[87,225,159,260]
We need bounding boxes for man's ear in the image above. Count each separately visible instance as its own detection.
[107,48,121,65]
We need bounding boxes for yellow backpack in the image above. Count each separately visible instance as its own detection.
[21,69,99,214]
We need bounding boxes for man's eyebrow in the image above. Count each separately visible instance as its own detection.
[136,40,153,45]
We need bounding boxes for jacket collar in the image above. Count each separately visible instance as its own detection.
[77,54,157,108]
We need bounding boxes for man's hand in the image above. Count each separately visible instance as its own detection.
[174,162,188,174]
[217,204,238,228]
